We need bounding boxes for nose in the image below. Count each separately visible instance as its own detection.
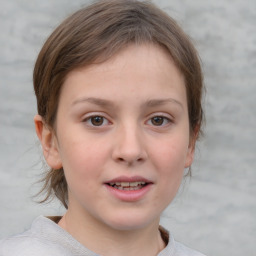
[112,123,147,166]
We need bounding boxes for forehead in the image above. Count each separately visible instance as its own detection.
[65,43,183,83]
[60,44,186,106]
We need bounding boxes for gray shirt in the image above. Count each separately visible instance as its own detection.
[0,216,206,256]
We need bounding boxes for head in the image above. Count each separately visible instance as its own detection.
[34,0,203,209]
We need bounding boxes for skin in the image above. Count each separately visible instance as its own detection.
[34,44,197,256]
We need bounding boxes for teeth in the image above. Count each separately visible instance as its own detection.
[129,181,146,187]
[108,181,147,190]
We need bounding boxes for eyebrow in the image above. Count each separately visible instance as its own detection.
[72,97,115,107]
[144,98,184,109]
[72,97,183,109]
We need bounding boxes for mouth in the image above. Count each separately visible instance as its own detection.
[107,181,148,191]
[104,176,153,201]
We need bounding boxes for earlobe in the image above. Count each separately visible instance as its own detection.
[34,115,62,169]
[185,126,199,168]
[185,145,195,168]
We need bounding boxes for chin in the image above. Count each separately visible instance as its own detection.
[102,211,159,231]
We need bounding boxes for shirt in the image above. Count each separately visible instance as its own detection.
[0,216,206,256]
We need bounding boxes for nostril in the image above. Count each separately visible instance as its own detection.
[116,156,144,164]
[117,157,125,162]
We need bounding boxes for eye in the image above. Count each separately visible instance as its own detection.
[147,116,171,126]
[83,115,110,126]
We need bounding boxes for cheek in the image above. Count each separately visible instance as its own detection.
[155,146,185,188]
[152,136,189,173]
[151,135,188,188]
[152,140,188,206]
[59,140,108,183]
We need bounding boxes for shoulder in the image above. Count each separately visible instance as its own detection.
[0,216,71,256]
[0,216,98,256]
[159,226,207,256]
[174,241,206,256]
[0,233,63,256]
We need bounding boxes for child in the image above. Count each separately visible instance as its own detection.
[0,0,206,255]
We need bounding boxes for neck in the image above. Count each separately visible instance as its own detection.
[58,209,165,256]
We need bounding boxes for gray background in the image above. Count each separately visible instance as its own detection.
[0,0,255,255]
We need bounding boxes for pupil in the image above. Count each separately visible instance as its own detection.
[152,116,163,125]
[92,116,103,126]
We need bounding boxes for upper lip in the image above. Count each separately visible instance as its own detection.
[105,176,153,184]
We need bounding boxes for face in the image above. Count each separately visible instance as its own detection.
[40,44,195,231]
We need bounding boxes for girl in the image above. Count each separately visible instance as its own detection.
[0,0,206,255]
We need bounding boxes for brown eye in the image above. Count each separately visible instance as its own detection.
[90,116,104,126]
[83,114,111,127]
[151,116,164,126]
[148,116,171,126]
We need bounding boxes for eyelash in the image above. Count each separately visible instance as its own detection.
[82,114,173,128]
[146,115,172,127]
[82,115,111,127]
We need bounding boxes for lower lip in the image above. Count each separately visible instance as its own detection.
[104,184,152,202]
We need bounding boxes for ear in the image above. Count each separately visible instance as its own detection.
[34,115,62,169]
[185,125,199,168]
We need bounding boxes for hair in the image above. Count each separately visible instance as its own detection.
[34,0,204,209]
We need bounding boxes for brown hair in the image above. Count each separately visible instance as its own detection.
[34,0,204,209]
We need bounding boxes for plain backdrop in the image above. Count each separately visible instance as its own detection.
[0,1,255,255]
